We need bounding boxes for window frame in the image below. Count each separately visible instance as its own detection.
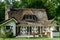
[22,15,38,21]
[5,26,12,30]
[55,26,59,31]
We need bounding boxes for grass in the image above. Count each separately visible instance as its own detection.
[0,38,60,40]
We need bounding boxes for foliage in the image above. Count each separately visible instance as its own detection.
[0,2,5,22]
[55,16,60,25]
[5,30,13,38]
[12,1,21,8]
[0,29,13,38]
[56,5,60,16]
[55,5,60,25]
[0,33,6,38]
[26,0,45,9]
[45,2,56,19]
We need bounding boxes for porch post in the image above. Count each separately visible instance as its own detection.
[43,27,44,33]
[16,27,17,36]
[16,27,19,36]
[42,27,44,32]
[40,26,41,34]
[28,26,30,35]
[48,26,50,37]
[41,26,42,33]
[51,31,53,38]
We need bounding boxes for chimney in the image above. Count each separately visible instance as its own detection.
[5,3,10,20]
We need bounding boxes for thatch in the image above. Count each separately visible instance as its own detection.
[8,8,52,27]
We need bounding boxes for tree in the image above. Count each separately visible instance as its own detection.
[0,2,5,22]
[20,0,28,8]
[26,0,45,9]
[56,16,60,25]
[51,0,60,8]
[56,5,60,25]
[56,5,60,16]
[45,2,56,19]
[12,1,21,8]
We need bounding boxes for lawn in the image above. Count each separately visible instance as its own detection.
[0,38,60,40]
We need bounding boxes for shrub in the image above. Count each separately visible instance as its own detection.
[0,30,13,38]
[5,30,13,38]
[0,33,6,38]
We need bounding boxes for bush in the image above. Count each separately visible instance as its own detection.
[0,30,14,38]
[5,30,13,38]
[0,33,6,38]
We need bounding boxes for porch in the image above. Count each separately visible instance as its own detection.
[16,25,50,37]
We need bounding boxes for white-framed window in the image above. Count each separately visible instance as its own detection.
[6,26,12,30]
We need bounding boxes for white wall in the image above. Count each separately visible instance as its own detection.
[6,21,16,36]
[53,32,60,37]
[2,20,16,36]
[50,26,56,38]
[50,26,60,38]
[1,26,5,34]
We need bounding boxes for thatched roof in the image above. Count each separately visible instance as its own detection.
[8,8,52,27]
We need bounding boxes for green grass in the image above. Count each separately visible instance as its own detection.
[0,38,60,40]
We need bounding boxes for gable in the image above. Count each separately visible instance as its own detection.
[0,18,17,26]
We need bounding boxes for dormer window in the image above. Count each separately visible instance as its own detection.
[22,15,37,22]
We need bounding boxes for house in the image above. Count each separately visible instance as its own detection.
[0,8,60,38]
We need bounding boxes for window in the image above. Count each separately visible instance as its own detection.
[30,15,32,19]
[56,27,59,31]
[6,26,12,30]
[33,15,37,21]
[22,15,38,21]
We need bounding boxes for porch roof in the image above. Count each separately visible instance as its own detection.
[17,21,51,27]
